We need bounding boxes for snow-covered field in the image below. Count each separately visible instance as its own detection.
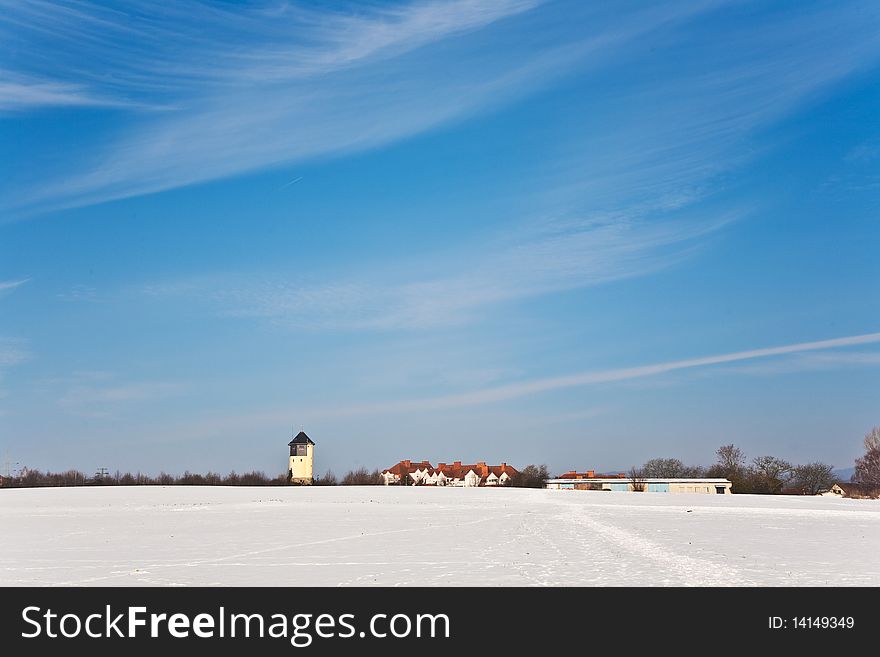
[1,486,878,586]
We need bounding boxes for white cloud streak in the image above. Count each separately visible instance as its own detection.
[60,381,183,405]
[323,331,880,414]
[0,337,30,368]
[205,209,737,330]
[133,331,880,443]
[0,0,545,98]
[114,1,880,330]
[0,77,133,111]
[2,0,733,214]
[718,350,880,376]
[0,278,30,292]
[57,377,187,419]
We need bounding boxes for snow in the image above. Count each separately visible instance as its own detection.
[1,486,878,586]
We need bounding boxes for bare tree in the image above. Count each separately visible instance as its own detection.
[791,462,835,495]
[642,458,683,478]
[239,471,270,485]
[706,444,754,492]
[715,445,746,476]
[178,470,205,485]
[854,444,880,488]
[751,456,792,494]
[854,426,880,492]
[508,464,550,488]
[864,426,880,453]
[642,458,706,478]
[629,467,646,492]
[314,470,338,486]
[341,467,382,485]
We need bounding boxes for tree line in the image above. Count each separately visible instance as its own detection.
[625,427,880,497]
[0,464,550,489]
[1,468,290,488]
[0,466,394,489]
[628,449,837,495]
[3,427,877,495]
[474,427,880,495]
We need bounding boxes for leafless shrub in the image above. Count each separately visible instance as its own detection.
[629,467,646,492]
[341,467,382,485]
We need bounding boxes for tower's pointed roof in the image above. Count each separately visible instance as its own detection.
[288,431,315,446]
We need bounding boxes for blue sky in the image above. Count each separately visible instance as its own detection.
[1,0,878,478]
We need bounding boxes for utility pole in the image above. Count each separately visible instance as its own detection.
[95,466,109,483]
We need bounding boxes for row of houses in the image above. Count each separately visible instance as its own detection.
[381,460,519,487]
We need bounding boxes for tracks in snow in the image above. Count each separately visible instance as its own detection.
[548,496,756,586]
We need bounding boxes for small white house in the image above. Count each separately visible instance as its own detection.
[820,482,877,498]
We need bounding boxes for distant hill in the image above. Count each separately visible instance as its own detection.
[833,467,855,482]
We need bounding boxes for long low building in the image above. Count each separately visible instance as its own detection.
[545,477,733,494]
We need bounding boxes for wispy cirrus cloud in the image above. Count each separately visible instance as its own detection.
[0,0,545,100]
[88,0,877,331]
[54,371,187,419]
[3,1,878,218]
[0,281,32,395]
[2,0,735,215]
[197,207,737,330]
[540,2,880,214]
[0,279,31,398]
[0,337,30,368]
[56,284,98,302]
[332,331,880,413]
[0,278,30,292]
[0,76,136,111]
[131,331,880,443]
[719,350,880,376]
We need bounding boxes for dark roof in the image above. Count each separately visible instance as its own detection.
[835,482,877,493]
[288,431,315,446]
